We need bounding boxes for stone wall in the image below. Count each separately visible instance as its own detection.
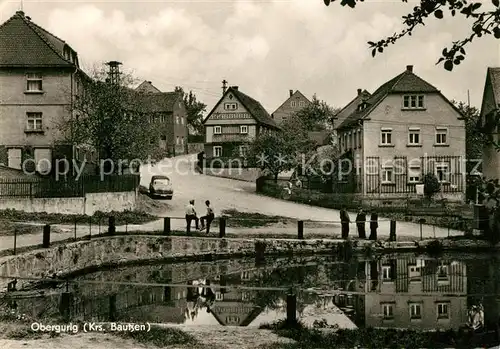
[0,191,136,215]
[0,235,341,291]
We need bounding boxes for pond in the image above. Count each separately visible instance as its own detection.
[3,252,498,333]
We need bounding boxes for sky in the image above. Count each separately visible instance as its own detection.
[1,0,499,114]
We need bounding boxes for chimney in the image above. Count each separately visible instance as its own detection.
[357,88,362,96]
[406,65,413,73]
[289,90,294,97]
[232,86,238,91]
[148,81,152,84]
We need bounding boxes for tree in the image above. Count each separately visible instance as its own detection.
[452,100,483,173]
[61,66,161,172]
[323,0,500,71]
[423,173,441,200]
[174,87,207,135]
[293,94,340,131]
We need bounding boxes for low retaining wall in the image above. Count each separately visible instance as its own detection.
[0,235,344,291]
[204,167,262,182]
[0,191,136,215]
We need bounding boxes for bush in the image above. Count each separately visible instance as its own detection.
[423,173,441,200]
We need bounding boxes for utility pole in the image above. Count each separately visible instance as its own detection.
[222,79,228,95]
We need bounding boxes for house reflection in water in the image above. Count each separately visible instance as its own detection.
[341,257,468,330]
[209,270,263,326]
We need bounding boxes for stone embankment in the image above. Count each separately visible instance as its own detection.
[0,234,495,291]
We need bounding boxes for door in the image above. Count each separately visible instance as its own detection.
[34,148,52,174]
[7,148,22,169]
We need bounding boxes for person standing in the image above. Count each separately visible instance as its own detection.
[200,200,215,234]
[356,208,367,239]
[185,200,199,233]
[369,212,378,240]
[340,207,350,239]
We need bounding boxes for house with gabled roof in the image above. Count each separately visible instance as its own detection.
[134,80,188,157]
[202,85,278,160]
[335,65,466,200]
[271,89,311,124]
[0,10,90,175]
[479,67,500,180]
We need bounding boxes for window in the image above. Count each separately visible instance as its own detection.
[26,73,42,91]
[160,115,166,123]
[176,136,180,145]
[382,167,393,183]
[437,265,448,280]
[239,145,247,157]
[382,304,394,319]
[382,266,391,281]
[226,316,240,324]
[403,95,424,109]
[290,101,296,107]
[176,116,180,124]
[181,137,184,145]
[282,116,288,122]
[160,135,167,141]
[215,292,223,301]
[214,126,222,134]
[180,117,184,124]
[240,125,248,134]
[435,128,448,145]
[213,146,222,157]
[299,101,305,107]
[242,292,250,301]
[408,164,421,183]
[381,129,392,145]
[435,162,449,183]
[408,128,420,145]
[224,103,238,110]
[409,303,422,319]
[26,112,42,131]
[241,271,250,280]
[437,303,449,319]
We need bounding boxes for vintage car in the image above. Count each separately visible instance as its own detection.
[149,175,173,199]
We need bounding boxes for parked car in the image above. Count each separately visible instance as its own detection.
[149,175,173,199]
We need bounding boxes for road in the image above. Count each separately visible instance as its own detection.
[0,154,462,252]
[139,154,462,239]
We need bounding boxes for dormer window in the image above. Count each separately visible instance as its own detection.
[403,95,425,109]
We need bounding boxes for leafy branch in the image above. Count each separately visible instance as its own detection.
[324,0,500,71]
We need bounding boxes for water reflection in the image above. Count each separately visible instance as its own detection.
[3,254,499,332]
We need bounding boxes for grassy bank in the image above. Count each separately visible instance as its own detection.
[217,209,294,228]
[260,319,498,349]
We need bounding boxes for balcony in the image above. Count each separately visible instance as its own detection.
[212,133,251,142]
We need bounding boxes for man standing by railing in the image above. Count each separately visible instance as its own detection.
[200,200,215,234]
[340,207,350,239]
[185,200,199,233]
[356,208,366,239]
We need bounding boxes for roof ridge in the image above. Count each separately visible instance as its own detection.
[0,13,19,31]
[28,20,67,45]
[271,90,310,114]
[20,14,72,65]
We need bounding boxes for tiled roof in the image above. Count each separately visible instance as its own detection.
[487,67,500,106]
[334,90,371,129]
[204,86,278,128]
[136,80,162,93]
[132,91,181,113]
[0,11,75,67]
[308,131,330,146]
[227,87,278,128]
[337,67,446,130]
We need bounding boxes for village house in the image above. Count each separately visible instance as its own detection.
[203,83,279,160]
[479,67,500,180]
[135,80,189,157]
[335,65,466,201]
[271,89,311,124]
[0,10,90,176]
